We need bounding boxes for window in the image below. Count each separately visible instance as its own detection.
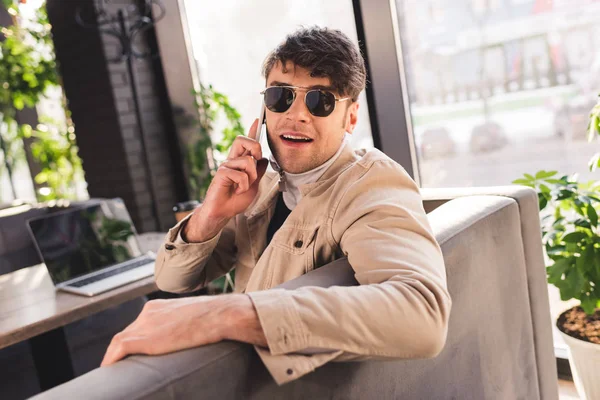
[396,0,600,357]
[397,0,600,188]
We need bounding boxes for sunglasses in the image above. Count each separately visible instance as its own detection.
[260,86,350,117]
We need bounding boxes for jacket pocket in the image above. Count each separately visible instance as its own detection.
[271,225,320,273]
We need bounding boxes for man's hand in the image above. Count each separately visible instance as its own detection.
[101,294,267,367]
[184,119,269,243]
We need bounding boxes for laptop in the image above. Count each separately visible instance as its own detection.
[27,198,156,296]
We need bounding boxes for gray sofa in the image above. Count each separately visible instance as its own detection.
[30,187,559,400]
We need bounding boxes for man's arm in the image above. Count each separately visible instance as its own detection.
[245,159,452,384]
[154,211,238,293]
[154,118,268,293]
[103,119,270,365]
[101,294,267,366]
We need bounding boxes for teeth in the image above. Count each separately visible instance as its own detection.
[283,135,311,141]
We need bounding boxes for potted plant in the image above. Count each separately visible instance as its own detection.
[513,94,600,399]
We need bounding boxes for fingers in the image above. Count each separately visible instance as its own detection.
[102,331,151,367]
[216,154,269,194]
[216,166,250,194]
[229,136,262,160]
[221,156,258,183]
[247,118,259,140]
[101,333,128,367]
[229,124,262,159]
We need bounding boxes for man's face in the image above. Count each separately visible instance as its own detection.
[265,61,359,174]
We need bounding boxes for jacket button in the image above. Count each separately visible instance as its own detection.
[165,244,176,251]
[286,368,293,375]
[294,240,303,248]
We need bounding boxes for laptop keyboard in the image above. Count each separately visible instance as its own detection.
[69,257,154,288]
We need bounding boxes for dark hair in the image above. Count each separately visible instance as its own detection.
[262,27,367,102]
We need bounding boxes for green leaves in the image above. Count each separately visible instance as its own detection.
[514,167,600,315]
[563,232,588,243]
[1,2,67,201]
[588,206,599,227]
[0,20,58,110]
[587,97,600,141]
[512,178,533,187]
[580,296,599,315]
[28,118,84,201]
[536,170,559,180]
[589,152,600,172]
[188,84,245,201]
[547,258,570,285]
[188,84,242,293]
[559,268,586,301]
[587,97,600,171]
[538,193,548,210]
[512,170,557,187]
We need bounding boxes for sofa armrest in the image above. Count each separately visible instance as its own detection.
[421,185,536,212]
[422,185,557,400]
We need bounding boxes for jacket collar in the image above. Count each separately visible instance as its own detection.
[244,141,360,219]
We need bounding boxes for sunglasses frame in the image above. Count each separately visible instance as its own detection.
[260,85,350,117]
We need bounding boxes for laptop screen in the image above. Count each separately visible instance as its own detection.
[27,200,143,284]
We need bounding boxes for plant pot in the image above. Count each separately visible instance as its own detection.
[558,307,600,400]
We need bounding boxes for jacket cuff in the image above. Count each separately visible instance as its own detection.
[167,213,192,242]
[253,345,342,385]
[161,213,222,258]
[247,289,310,355]
[174,226,189,244]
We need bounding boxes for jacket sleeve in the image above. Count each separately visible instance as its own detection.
[154,212,237,293]
[247,160,452,384]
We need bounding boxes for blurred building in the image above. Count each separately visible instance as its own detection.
[398,0,600,106]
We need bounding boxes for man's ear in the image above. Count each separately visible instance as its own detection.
[344,102,359,134]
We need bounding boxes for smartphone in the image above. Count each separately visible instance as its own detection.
[256,103,266,144]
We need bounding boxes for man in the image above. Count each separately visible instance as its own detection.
[101,27,451,385]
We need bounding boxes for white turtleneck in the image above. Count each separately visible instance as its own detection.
[269,134,349,210]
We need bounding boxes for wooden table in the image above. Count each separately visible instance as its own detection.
[0,264,157,350]
[0,232,164,390]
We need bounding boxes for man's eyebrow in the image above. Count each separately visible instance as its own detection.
[268,81,291,87]
[268,81,336,91]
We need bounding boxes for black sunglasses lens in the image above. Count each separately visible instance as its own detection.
[306,90,335,117]
[264,87,295,113]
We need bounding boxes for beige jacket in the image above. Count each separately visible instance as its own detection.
[154,144,452,385]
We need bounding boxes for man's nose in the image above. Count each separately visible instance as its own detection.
[285,92,310,123]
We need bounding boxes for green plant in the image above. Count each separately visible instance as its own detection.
[96,215,135,264]
[187,84,245,201]
[25,116,84,201]
[0,0,84,202]
[586,96,600,171]
[513,172,600,315]
[513,93,600,316]
[1,1,58,195]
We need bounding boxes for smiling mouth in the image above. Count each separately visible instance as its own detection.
[280,134,314,144]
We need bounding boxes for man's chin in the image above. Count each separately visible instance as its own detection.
[273,156,306,174]
[280,159,323,174]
